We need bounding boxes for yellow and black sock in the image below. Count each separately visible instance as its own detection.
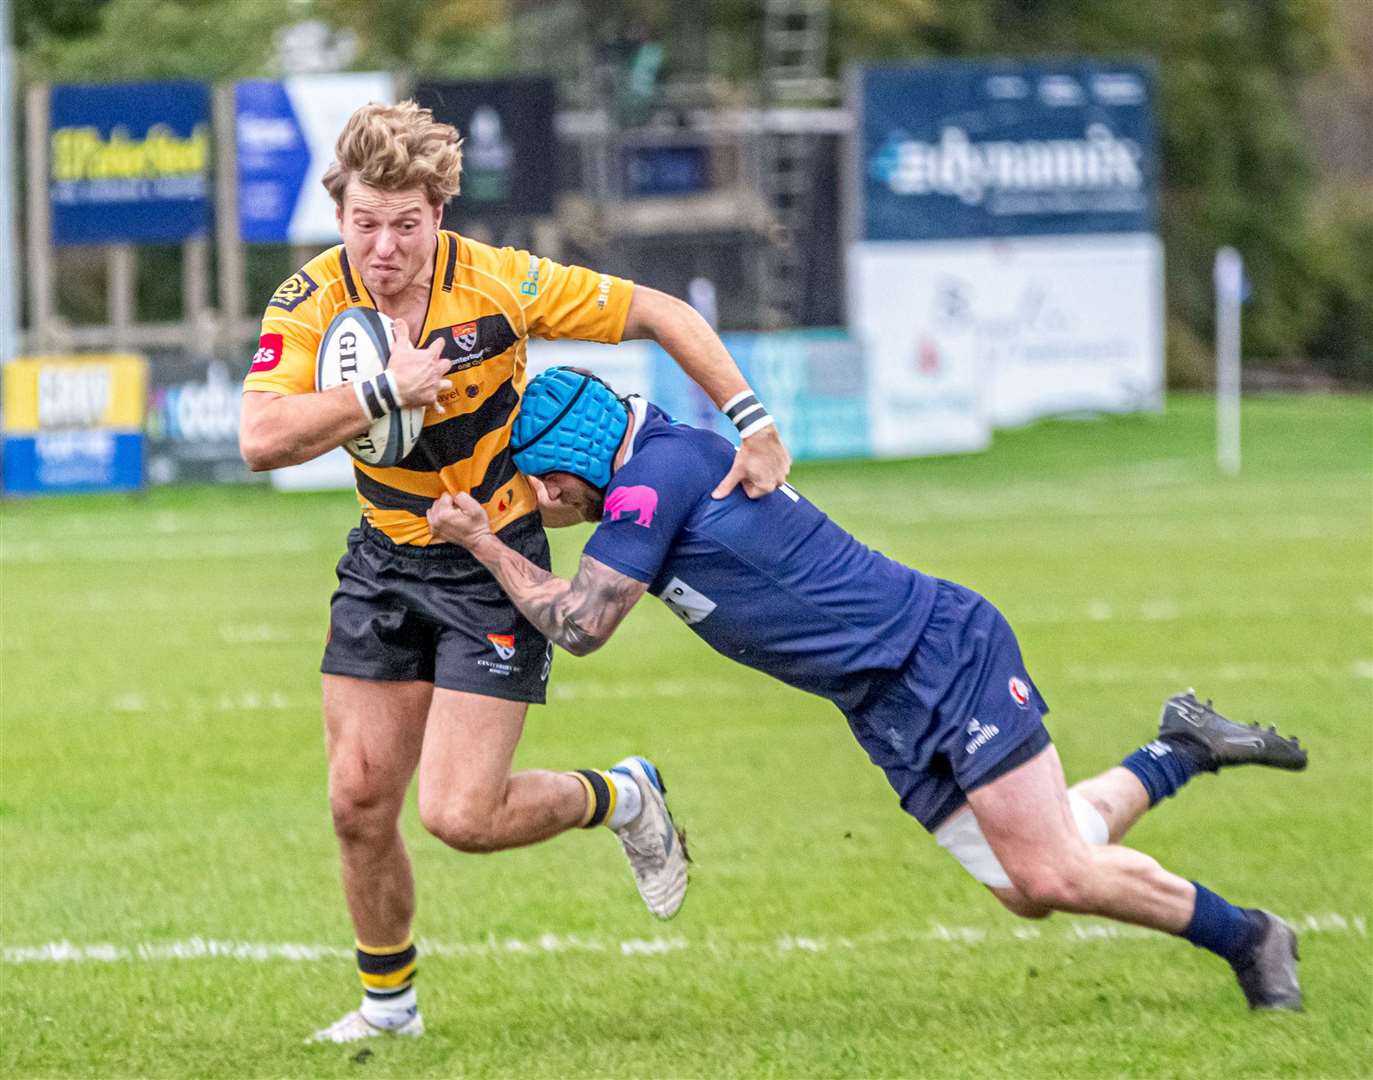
[356,938,418,1027]
[572,769,617,828]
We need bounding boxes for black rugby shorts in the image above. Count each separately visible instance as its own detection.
[322,514,553,703]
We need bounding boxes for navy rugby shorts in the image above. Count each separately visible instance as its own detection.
[322,514,553,703]
[842,578,1052,830]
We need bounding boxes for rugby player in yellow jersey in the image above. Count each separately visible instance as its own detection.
[239,100,791,1044]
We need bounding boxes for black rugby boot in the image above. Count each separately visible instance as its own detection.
[1158,691,1308,773]
[1232,910,1303,1010]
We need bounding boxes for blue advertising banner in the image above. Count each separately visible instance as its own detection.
[49,82,210,246]
[859,60,1156,241]
[236,73,394,244]
[235,81,308,244]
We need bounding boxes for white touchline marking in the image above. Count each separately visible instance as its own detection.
[3,914,1362,965]
[1137,600,1180,622]
[217,624,299,644]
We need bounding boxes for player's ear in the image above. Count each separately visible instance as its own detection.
[537,475,565,503]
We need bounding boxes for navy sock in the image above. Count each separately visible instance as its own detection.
[1120,739,1202,805]
[1183,882,1262,967]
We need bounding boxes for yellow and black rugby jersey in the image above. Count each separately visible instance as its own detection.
[244,231,634,544]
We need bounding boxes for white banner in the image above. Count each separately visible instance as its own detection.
[287,73,394,243]
[848,234,1163,431]
[847,248,990,458]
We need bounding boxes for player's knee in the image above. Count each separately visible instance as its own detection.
[328,778,397,846]
[1009,863,1090,912]
[989,887,1055,920]
[418,795,501,853]
[329,762,400,845]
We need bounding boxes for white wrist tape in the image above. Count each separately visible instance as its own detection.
[722,388,775,438]
[353,370,400,422]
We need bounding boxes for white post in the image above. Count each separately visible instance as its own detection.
[1213,246,1243,476]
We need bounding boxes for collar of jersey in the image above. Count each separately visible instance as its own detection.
[619,395,649,469]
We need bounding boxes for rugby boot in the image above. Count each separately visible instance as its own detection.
[1232,911,1302,1010]
[610,757,690,919]
[306,1008,425,1044]
[1158,691,1307,772]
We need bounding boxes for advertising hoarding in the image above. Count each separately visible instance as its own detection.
[146,353,260,486]
[49,82,211,246]
[849,59,1162,431]
[2,355,147,494]
[859,60,1156,242]
[413,79,558,220]
[236,73,395,244]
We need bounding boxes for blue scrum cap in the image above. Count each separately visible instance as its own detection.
[511,367,629,489]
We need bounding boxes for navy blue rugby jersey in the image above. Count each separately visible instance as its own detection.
[582,400,938,709]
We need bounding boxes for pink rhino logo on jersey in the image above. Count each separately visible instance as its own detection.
[605,485,659,527]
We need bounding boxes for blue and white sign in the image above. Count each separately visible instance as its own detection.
[859,60,1156,242]
[236,73,394,244]
[49,82,211,246]
[848,58,1164,433]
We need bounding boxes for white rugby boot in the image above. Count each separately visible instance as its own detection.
[306,1008,425,1044]
[610,756,689,919]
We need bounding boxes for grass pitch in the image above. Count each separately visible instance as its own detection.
[2,394,1370,1079]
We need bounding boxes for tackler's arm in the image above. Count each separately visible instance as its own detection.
[427,492,648,656]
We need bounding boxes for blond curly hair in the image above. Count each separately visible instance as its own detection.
[322,100,463,207]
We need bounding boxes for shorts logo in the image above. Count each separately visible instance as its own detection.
[454,321,478,352]
[965,718,1002,755]
[250,333,284,372]
[1009,676,1030,709]
[486,633,516,661]
[605,484,658,528]
[267,270,317,312]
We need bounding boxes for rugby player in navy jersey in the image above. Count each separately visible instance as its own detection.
[427,367,1311,1011]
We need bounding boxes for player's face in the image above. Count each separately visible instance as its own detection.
[543,473,604,522]
[337,180,442,301]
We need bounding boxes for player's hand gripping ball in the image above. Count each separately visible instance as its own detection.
[315,306,425,466]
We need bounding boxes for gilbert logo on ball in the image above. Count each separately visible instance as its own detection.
[315,306,425,467]
[1009,676,1030,708]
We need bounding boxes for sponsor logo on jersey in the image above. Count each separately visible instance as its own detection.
[1009,676,1030,708]
[267,270,318,312]
[596,274,612,309]
[605,484,658,527]
[486,633,516,661]
[250,333,284,373]
[965,718,1002,755]
[430,315,518,374]
[520,254,542,297]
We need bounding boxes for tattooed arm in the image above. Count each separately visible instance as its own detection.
[426,491,648,656]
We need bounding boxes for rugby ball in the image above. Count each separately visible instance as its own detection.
[315,306,425,467]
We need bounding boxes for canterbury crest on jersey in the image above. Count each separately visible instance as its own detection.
[244,231,635,545]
